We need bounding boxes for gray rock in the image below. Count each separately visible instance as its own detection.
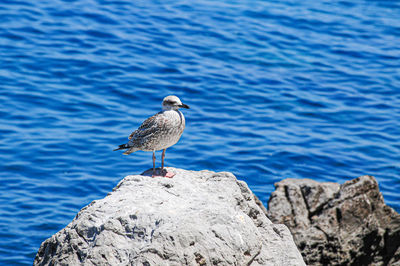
[34,168,305,266]
[267,175,400,266]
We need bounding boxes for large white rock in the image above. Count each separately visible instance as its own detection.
[34,168,305,265]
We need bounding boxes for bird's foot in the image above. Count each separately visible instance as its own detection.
[160,168,175,178]
[164,171,175,178]
[149,168,175,178]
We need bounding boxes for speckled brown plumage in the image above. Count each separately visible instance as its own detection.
[114,95,189,177]
[124,109,185,154]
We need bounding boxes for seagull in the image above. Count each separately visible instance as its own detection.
[114,95,190,178]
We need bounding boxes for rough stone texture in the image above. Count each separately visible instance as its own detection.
[267,175,400,266]
[34,168,305,266]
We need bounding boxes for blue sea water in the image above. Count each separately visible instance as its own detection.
[0,0,399,264]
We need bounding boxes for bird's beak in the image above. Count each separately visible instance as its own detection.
[179,104,190,109]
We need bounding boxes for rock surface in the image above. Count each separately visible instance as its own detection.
[267,175,400,266]
[34,168,305,266]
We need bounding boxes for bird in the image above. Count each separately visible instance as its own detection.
[114,95,190,178]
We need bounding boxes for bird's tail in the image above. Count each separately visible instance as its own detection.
[123,148,138,155]
[114,144,138,155]
[113,143,130,151]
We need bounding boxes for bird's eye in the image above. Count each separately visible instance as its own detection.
[165,100,176,105]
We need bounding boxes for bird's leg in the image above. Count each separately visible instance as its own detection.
[161,149,165,172]
[152,151,156,177]
[161,148,175,178]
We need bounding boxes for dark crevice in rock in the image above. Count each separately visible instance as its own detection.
[212,230,225,243]
[272,226,283,238]
[73,228,89,262]
[164,189,179,197]
[138,247,170,261]
[336,207,342,225]
[211,258,223,265]
[74,227,89,245]
[253,194,268,216]
[299,186,311,221]
[352,230,381,266]
[314,225,329,241]
[308,199,332,220]
[248,208,260,220]
[76,250,84,263]
[383,228,400,265]
[246,244,262,266]
[284,185,298,227]
[309,203,325,218]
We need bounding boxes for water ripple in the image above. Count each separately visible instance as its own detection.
[0,0,400,264]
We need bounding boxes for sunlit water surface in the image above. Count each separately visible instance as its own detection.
[0,0,399,264]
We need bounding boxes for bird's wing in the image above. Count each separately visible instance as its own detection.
[128,131,135,140]
[128,112,166,140]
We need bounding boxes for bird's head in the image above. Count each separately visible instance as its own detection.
[162,95,190,111]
